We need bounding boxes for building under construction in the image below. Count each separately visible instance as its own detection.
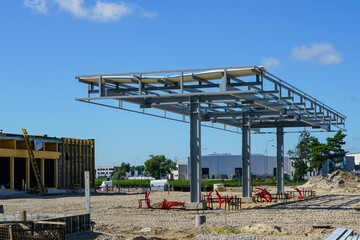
[0,131,95,193]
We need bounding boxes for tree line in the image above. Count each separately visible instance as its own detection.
[113,154,176,180]
[288,130,346,180]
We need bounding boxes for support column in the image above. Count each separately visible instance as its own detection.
[242,115,251,198]
[277,127,284,193]
[190,96,201,202]
[41,158,45,187]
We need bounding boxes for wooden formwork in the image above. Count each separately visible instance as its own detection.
[0,133,95,192]
[60,138,95,189]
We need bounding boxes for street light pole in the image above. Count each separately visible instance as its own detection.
[265,139,274,177]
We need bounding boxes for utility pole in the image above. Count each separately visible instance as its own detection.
[265,139,274,177]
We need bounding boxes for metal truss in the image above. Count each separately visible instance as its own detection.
[75,66,346,133]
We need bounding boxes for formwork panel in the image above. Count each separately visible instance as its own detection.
[0,140,15,149]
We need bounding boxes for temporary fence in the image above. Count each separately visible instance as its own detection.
[202,191,241,210]
[0,221,66,240]
[254,187,316,203]
[285,188,316,200]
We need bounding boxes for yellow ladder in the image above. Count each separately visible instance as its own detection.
[21,129,46,196]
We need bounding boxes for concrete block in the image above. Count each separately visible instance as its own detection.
[195,215,206,226]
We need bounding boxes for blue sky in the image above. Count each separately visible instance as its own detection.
[1,0,359,167]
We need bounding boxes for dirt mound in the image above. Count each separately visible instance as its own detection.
[302,170,360,189]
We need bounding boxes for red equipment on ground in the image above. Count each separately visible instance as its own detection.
[143,191,185,209]
[294,188,302,199]
[207,190,233,208]
[255,187,272,203]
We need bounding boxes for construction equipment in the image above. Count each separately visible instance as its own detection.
[139,191,185,209]
[21,129,46,196]
[255,187,272,203]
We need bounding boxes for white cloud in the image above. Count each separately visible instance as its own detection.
[90,1,134,21]
[261,57,282,70]
[24,0,48,14]
[291,43,342,65]
[53,0,86,18]
[24,0,156,22]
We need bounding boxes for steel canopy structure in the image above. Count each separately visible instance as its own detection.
[75,66,346,202]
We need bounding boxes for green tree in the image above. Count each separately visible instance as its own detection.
[130,165,145,172]
[308,131,346,175]
[114,162,130,179]
[144,154,177,179]
[308,137,329,175]
[287,132,312,180]
[326,130,347,169]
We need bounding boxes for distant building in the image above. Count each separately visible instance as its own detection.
[347,153,360,165]
[174,153,290,180]
[95,167,115,179]
[346,153,360,174]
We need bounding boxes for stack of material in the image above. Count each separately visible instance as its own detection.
[325,228,359,240]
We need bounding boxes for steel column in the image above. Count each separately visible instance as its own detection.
[242,114,251,197]
[276,126,284,193]
[189,96,201,202]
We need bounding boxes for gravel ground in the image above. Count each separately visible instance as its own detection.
[1,186,360,239]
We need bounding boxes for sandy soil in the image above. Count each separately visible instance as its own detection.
[1,183,360,240]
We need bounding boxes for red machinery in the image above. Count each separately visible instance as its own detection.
[254,187,305,203]
[294,188,302,199]
[206,190,233,209]
[141,191,185,209]
[255,187,272,203]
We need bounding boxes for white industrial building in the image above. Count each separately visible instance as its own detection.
[174,153,290,180]
[347,153,360,165]
[95,166,115,179]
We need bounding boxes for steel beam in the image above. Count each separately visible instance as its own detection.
[75,65,259,78]
[189,96,202,202]
[276,126,284,193]
[242,113,251,198]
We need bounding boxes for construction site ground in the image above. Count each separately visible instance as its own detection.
[1,184,360,240]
